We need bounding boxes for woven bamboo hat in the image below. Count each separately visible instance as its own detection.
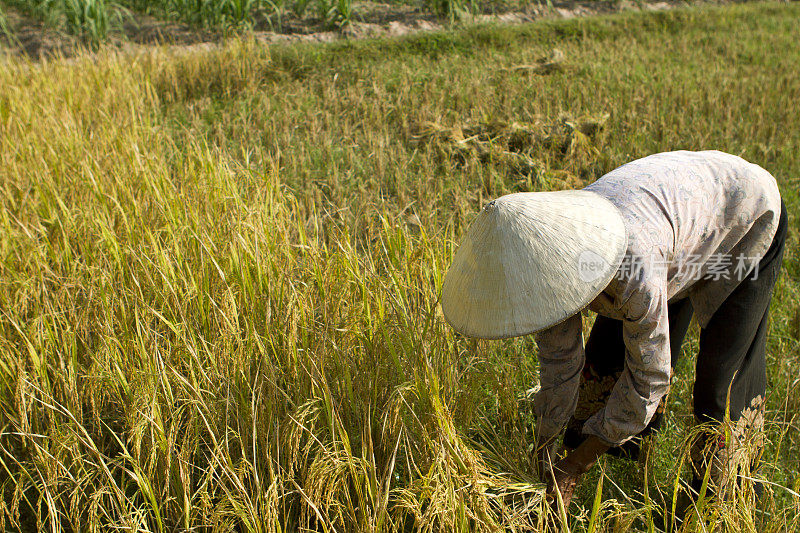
[441,190,627,339]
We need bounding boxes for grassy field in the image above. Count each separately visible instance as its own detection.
[1,1,800,530]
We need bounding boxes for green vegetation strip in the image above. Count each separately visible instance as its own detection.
[0,0,481,45]
[1,2,799,530]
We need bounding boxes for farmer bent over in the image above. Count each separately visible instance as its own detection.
[440,150,787,507]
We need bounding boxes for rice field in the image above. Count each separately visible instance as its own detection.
[1,1,799,531]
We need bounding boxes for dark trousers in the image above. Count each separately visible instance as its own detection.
[564,202,788,475]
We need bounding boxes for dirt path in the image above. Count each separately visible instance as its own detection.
[0,0,723,60]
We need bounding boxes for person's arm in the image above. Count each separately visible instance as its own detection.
[548,280,671,506]
[533,313,585,446]
[581,280,671,446]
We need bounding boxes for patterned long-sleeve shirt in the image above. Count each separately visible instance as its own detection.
[533,150,782,446]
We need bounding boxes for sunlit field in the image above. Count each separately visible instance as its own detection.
[1,2,799,530]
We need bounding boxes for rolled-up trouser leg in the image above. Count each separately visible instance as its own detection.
[691,202,788,497]
[563,298,694,459]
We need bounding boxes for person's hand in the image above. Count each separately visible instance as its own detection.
[546,454,584,509]
[545,436,611,510]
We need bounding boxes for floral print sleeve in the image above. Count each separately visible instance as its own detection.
[535,267,673,446]
[582,276,672,445]
[533,314,584,442]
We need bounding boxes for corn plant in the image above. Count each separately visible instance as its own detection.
[221,0,257,26]
[292,0,310,17]
[262,0,284,32]
[308,0,350,27]
[425,0,478,23]
[61,0,109,46]
[334,0,351,26]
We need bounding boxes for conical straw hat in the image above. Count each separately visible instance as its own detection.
[441,190,627,339]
